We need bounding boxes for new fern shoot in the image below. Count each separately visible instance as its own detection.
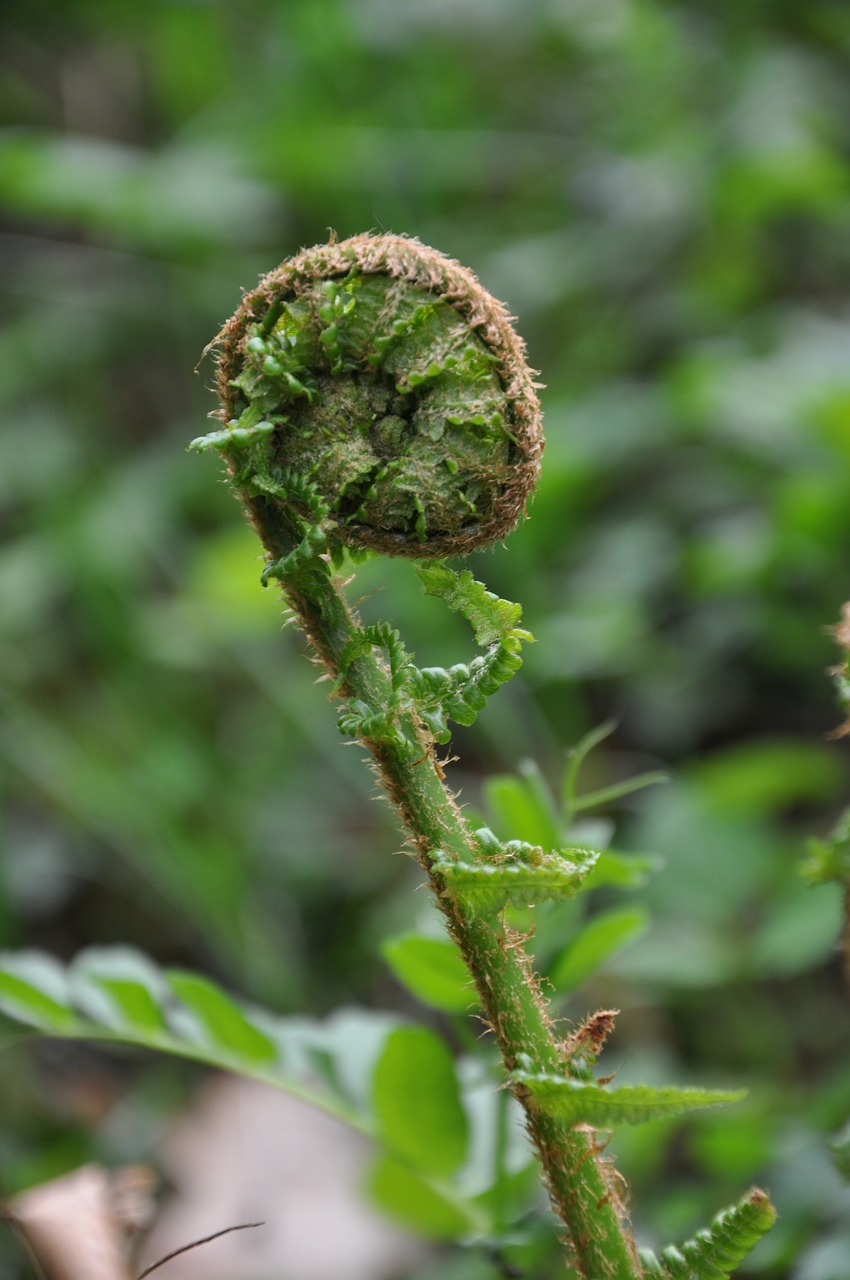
[189,233,776,1280]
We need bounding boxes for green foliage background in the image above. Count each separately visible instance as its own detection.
[2,1,850,1276]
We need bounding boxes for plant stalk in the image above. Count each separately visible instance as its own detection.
[254,505,643,1280]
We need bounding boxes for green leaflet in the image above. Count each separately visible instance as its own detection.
[167,970,278,1065]
[372,1026,469,1177]
[367,1155,482,1241]
[338,621,412,696]
[410,563,531,742]
[513,1074,746,1127]
[415,563,523,646]
[336,621,417,745]
[484,766,562,852]
[433,846,599,915]
[0,946,385,1128]
[801,805,850,887]
[381,933,474,1014]
[548,904,651,993]
[640,1188,776,1279]
[188,415,276,456]
[0,952,76,1033]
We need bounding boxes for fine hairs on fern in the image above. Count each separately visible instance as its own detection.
[189,233,775,1280]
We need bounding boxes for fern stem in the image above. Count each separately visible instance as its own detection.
[250,499,642,1280]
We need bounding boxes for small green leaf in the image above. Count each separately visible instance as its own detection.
[367,1154,477,1240]
[515,1076,746,1127]
[801,806,850,887]
[690,739,844,818]
[167,970,278,1065]
[660,1187,776,1277]
[636,1248,668,1278]
[832,1119,850,1182]
[562,720,617,813]
[585,849,661,889]
[0,949,370,1129]
[382,934,474,1014]
[301,1008,401,1111]
[437,848,598,916]
[484,771,561,849]
[372,1026,468,1176]
[548,905,650,992]
[70,948,167,1035]
[571,771,668,813]
[415,564,522,646]
[0,952,75,1032]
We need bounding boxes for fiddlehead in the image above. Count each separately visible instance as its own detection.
[193,234,773,1280]
[198,232,542,562]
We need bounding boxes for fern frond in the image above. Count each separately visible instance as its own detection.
[433,846,598,915]
[415,563,523,646]
[659,1188,776,1278]
[261,523,329,583]
[512,1074,746,1127]
[409,564,530,740]
[188,414,276,455]
[338,622,412,696]
[249,467,332,527]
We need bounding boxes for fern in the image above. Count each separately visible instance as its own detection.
[337,621,412,697]
[512,1073,746,1127]
[4,234,777,1280]
[410,564,531,742]
[639,1190,777,1279]
[433,845,598,915]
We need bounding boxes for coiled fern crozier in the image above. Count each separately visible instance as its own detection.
[191,233,775,1279]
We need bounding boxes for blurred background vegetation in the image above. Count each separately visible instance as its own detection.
[2,0,850,1276]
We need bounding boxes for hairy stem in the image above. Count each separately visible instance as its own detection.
[250,502,642,1280]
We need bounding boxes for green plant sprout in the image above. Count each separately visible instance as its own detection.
[801,600,850,986]
[0,234,776,1279]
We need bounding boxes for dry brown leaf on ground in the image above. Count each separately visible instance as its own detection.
[8,1164,156,1280]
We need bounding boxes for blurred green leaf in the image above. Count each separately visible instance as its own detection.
[0,952,73,1033]
[548,906,651,993]
[166,970,278,1065]
[0,948,365,1127]
[831,1120,850,1183]
[585,849,661,889]
[70,947,167,1035]
[483,769,561,849]
[382,933,473,1014]
[372,1026,469,1178]
[690,1110,775,1182]
[571,771,668,814]
[750,883,843,977]
[367,1154,478,1240]
[689,739,845,818]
